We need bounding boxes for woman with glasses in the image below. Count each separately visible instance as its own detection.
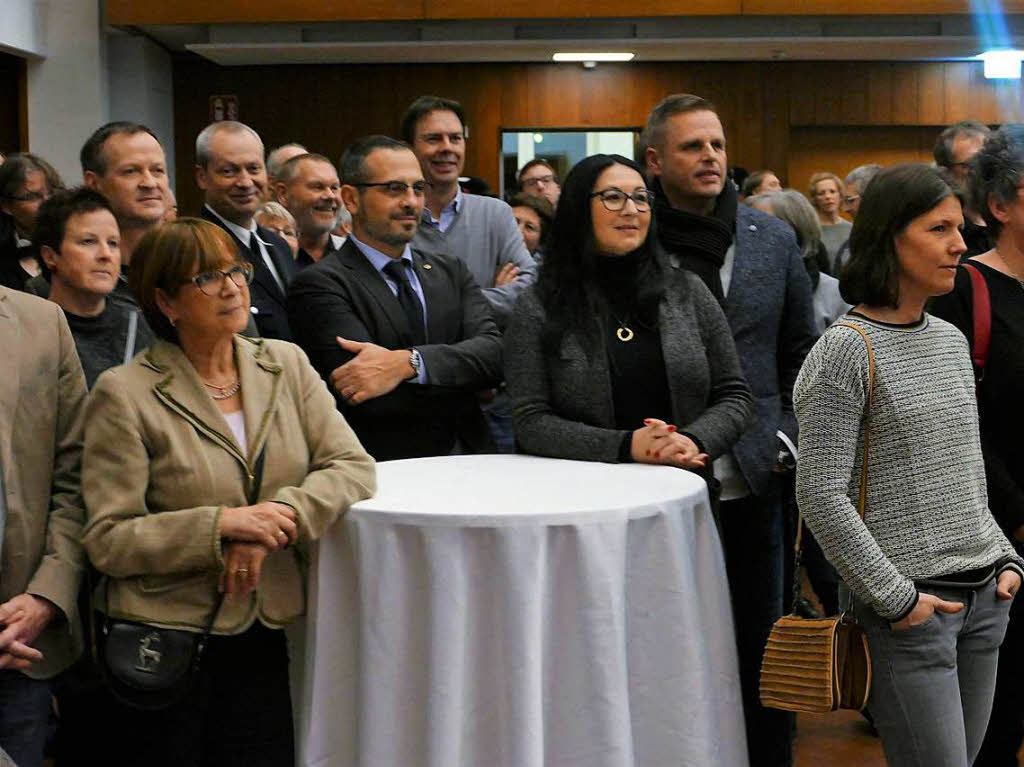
[80,218,376,765]
[0,153,64,291]
[505,153,751,478]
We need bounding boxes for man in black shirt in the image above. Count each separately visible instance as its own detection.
[35,188,152,387]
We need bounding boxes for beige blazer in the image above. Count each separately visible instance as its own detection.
[81,336,376,634]
[0,288,88,679]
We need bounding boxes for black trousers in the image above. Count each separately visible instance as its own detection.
[719,488,795,767]
[974,584,1024,767]
[98,621,294,767]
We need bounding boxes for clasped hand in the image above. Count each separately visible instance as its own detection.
[631,418,708,469]
[219,501,297,550]
[0,594,56,670]
[329,336,414,405]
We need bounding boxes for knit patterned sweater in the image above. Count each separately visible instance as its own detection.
[794,313,1023,620]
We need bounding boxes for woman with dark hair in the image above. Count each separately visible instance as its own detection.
[81,218,375,765]
[0,153,64,291]
[795,163,1023,767]
[931,125,1024,767]
[505,153,751,476]
[507,192,553,258]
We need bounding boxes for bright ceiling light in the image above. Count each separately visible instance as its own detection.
[976,49,1024,79]
[552,52,635,62]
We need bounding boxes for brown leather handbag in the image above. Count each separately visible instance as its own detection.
[759,322,875,714]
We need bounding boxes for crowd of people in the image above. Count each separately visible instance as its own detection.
[0,90,1021,767]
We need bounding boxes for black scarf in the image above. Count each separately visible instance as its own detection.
[652,178,737,304]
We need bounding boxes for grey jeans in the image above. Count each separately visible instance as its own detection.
[853,579,1013,767]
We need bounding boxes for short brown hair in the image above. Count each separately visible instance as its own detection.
[129,218,244,342]
[644,93,717,152]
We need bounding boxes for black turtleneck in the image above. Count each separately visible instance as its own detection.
[594,254,673,440]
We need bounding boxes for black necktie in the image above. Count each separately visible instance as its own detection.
[383,259,427,345]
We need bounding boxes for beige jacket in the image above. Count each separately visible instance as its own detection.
[81,336,376,633]
[0,288,88,678]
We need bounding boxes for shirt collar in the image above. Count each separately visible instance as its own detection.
[205,204,267,247]
[349,234,413,274]
[421,187,463,226]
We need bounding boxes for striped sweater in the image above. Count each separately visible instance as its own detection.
[794,313,1023,620]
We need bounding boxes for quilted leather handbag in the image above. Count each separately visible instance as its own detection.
[759,322,874,714]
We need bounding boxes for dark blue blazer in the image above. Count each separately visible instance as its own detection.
[724,205,818,497]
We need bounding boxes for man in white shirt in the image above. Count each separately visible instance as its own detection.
[196,121,297,341]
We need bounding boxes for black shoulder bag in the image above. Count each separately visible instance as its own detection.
[94,448,266,711]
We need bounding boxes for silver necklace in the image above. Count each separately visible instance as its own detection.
[202,379,241,400]
[995,250,1024,291]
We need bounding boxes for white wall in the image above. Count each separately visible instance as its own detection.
[0,0,46,57]
[25,0,108,183]
[107,34,176,184]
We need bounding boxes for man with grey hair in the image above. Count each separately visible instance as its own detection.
[831,163,882,274]
[266,142,307,186]
[197,121,296,340]
[935,120,992,256]
[646,92,817,767]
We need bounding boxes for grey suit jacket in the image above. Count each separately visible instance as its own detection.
[506,270,752,463]
[0,288,88,678]
[724,205,818,497]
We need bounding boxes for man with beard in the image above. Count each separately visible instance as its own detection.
[402,95,534,330]
[274,153,345,269]
[645,93,817,767]
[196,121,296,340]
[288,135,502,461]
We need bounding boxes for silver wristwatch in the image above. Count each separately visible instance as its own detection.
[408,348,422,379]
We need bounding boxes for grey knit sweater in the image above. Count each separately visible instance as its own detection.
[412,194,536,328]
[794,313,1023,620]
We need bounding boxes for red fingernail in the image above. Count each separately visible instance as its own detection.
[667,425,676,432]
[643,419,652,425]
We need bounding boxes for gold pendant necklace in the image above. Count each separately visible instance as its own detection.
[612,311,634,342]
[202,379,241,400]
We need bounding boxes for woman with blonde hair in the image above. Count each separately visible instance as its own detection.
[808,171,851,267]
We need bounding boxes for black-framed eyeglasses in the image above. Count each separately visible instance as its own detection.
[185,264,254,296]
[590,187,654,212]
[523,174,556,189]
[353,181,427,197]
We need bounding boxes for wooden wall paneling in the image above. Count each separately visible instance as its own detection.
[838,62,869,125]
[786,126,936,202]
[942,63,971,123]
[812,66,843,126]
[866,64,893,125]
[760,63,791,183]
[967,64,1006,126]
[917,63,946,125]
[107,0,425,24]
[787,64,817,127]
[890,64,919,125]
[732,64,766,174]
[744,0,1024,13]
[425,0,740,18]
[499,64,532,127]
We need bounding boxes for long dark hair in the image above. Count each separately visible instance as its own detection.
[536,153,666,354]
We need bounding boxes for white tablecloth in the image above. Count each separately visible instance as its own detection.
[297,454,747,767]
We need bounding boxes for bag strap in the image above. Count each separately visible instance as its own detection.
[93,445,268,647]
[123,310,139,366]
[791,322,875,607]
[962,263,991,381]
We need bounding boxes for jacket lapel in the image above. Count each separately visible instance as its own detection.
[201,207,286,307]
[145,339,247,468]
[234,337,283,463]
[340,242,410,343]
[0,292,19,484]
[411,250,446,345]
[725,212,754,323]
